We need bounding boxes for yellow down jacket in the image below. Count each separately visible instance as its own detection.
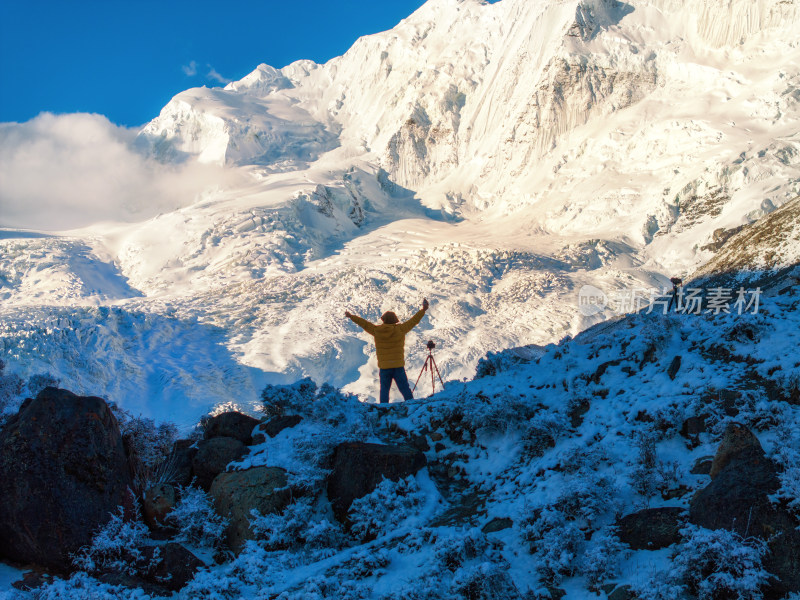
[348,309,426,369]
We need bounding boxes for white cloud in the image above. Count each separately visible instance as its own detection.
[0,112,244,231]
[206,66,232,84]
[182,60,198,77]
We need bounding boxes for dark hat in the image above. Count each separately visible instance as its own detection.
[381,311,399,324]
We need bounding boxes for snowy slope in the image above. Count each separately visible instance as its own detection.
[1,0,800,423]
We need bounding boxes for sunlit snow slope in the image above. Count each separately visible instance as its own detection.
[2,0,799,423]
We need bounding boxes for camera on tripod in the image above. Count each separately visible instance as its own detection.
[670,277,683,286]
[415,340,444,396]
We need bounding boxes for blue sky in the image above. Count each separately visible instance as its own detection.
[0,0,426,127]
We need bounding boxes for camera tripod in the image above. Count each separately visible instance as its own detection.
[413,340,445,396]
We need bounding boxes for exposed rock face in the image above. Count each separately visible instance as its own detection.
[616,507,685,550]
[209,467,292,552]
[143,483,177,529]
[0,387,132,572]
[192,437,247,490]
[204,412,260,445]
[260,415,303,439]
[327,442,426,522]
[690,423,800,597]
[708,423,766,479]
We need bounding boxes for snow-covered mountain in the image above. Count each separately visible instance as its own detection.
[2,0,800,423]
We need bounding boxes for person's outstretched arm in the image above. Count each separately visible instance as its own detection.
[345,310,376,335]
[398,298,429,334]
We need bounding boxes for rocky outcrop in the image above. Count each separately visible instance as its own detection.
[0,387,133,572]
[689,423,800,597]
[616,507,685,550]
[204,412,260,445]
[192,437,247,490]
[327,442,427,522]
[209,466,292,552]
[259,415,303,439]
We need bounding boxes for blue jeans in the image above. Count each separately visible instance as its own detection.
[379,367,414,404]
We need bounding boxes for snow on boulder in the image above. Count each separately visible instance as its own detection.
[326,441,427,523]
[0,387,132,572]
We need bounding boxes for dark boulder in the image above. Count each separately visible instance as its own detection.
[203,412,260,445]
[0,387,132,572]
[689,423,800,596]
[253,414,303,444]
[136,542,205,592]
[690,424,780,535]
[680,415,708,438]
[209,467,292,552]
[327,442,426,522]
[482,517,513,533]
[616,507,685,550]
[667,355,682,380]
[192,437,247,490]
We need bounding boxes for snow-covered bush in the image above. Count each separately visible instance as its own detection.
[771,422,800,519]
[6,572,151,600]
[348,475,428,542]
[451,562,521,600]
[520,414,566,459]
[165,485,228,550]
[518,507,583,585]
[630,430,682,500]
[634,525,771,600]
[552,474,621,527]
[249,497,345,552]
[580,527,626,590]
[260,378,317,417]
[112,406,178,492]
[72,506,152,576]
[434,528,491,572]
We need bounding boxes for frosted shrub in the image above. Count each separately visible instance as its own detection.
[518,507,583,585]
[630,430,658,498]
[634,525,771,600]
[580,527,626,590]
[434,528,491,572]
[72,506,152,575]
[261,378,317,417]
[249,497,345,551]
[348,475,427,542]
[13,572,149,600]
[553,474,621,527]
[112,406,178,492]
[165,485,228,550]
[773,424,800,518]
[520,414,566,459]
[451,562,520,600]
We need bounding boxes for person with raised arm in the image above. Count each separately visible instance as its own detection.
[345,298,429,404]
